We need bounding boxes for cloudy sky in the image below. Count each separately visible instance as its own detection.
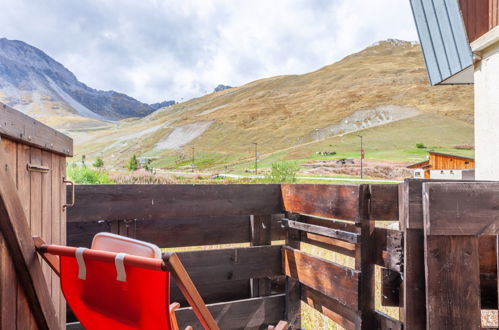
[1,0,418,103]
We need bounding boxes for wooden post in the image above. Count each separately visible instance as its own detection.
[250,214,272,297]
[422,182,485,329]
[285,212,301,329]
[399,180,426,330]
[356,185,375,329]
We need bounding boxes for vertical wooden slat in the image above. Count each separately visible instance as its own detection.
[41,151,52,293]
[357,185,375,329]
[0,138,18,329]
[59,156,67,326]
[250,214,272,297]
[424,236,481,329]
[285,213,301,329]
[50,153,61,327]
[399,181,426,330]
[423,183,481,330]
[16,144,33,329]
[29,148,43,330]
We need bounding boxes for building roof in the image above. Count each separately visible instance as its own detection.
[407,159,430,169]
[409,0,474,85]
[428,151,475,161]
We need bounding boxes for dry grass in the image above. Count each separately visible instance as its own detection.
[71,40,473,169]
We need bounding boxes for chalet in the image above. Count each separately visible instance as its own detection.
[407,151,475,179]
[410,0,499,180]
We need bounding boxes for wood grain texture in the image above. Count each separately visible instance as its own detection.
[67,214,285,248]
[424,235,481,330]
[175,294,285,330]
[250,215,272,297]
[0,102,72,156]
[0,138,18,330]
[402,229,426,330]
[164,253,219,330]
[282,218,360,243]
[356,184,376,329]
[282,246,360,310]
[368,184,399,221]
[281,184,360,221]
[423,182,499,235]
[68,184,282,222]
[0,141,59,329]
[170,246,281,305]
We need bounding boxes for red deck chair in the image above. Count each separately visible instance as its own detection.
[34,233,219,330]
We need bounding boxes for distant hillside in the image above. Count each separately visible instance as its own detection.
[70,39,474,170]
[0,38,157,128]
[213,84,233,92]
[150,100,176,110]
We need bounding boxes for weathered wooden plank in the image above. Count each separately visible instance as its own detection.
[423,182,499,235]
[369,184,399,221]
[40,151,52,309]
[0,141,59,329]
[16,143,34,330]
[301,285,360,330]
[0,138,18,330]
[425,235,481,330]
[284,213,301,329]
[301,215,357,232]
[140,216,252,248]
[250,215,272,297]
[68,184,282,222]
[68,214,285,248]
[381,268,401,307]
[282,218,360,243]
[171,279,250,306]
[374,310,403,330]
[281,184,360,221]
[402,228,426,330]
[177,246,282,285]
[0,102,73,156]
[67,220,112,247]
[282,246,360,310]
[300,215,357,257]
[175,294,285,330]
[400,180,426,329]
[170,246,282,305]
[59,156,67,326]
[356,184,376,329]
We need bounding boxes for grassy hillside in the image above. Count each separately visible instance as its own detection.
[69,39,474,171]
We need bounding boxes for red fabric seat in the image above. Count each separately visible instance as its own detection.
[60,254,171,330]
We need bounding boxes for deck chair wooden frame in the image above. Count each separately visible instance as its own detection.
[34,236,220,330]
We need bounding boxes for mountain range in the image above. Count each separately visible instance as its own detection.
[67,39,474,170]
[0,38,171,128]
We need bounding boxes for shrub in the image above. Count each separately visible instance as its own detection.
[93,157,104,168]
[67,164,114,184]
[416,143,426,149]
[265,162,299,183]
[125,154,139,171]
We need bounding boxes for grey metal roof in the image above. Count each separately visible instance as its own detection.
[409,0,473,85]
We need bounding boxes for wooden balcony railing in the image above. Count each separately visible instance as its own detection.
[62,181,498,330]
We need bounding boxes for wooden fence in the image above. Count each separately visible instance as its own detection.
[65,181,498,329]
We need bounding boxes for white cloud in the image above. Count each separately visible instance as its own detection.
[0,0,418,103]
